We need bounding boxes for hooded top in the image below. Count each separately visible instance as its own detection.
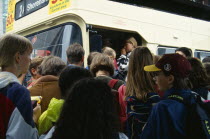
[38,98,64,135]
[0,72,38,139]
[140,88,195,139]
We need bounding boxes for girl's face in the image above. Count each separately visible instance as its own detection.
[124,42,134,53]
[153,71,173,91]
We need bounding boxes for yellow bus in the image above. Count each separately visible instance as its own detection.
[7,0,210,64]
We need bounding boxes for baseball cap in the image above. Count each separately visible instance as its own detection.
[144,53,191,78]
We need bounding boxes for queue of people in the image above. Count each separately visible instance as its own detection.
[1,34,210,139]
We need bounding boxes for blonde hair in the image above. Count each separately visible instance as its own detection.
[126,47,155,101]
[0,34,32,69]
[126,37,137,48]
[102,47,116,59]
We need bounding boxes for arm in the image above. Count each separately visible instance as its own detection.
[6,86,39,139]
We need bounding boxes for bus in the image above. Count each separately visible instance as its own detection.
[6,0,210,65]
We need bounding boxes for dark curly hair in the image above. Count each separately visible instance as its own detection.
[175,47,192,57]
[51,78,120,139]
[188,57,210,88]
[59,66,93,99]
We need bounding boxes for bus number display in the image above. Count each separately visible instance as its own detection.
[15,0,49,20]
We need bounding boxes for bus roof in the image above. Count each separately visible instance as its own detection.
[10,0,210,50]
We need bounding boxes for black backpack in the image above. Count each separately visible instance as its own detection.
[168,92,210,139]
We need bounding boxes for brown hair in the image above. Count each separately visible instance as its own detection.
[0,34,32,69]
[153,55,161,64]
[126,47,155,101]
[90,54,114,77]
[29,56,44,76]
[204,63,210,77]
[38,56,66,76]
[87,52,100,66]
[188,57,210,88]
[66,43,84,64]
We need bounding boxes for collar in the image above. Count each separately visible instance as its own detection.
[163,88,191,99]
[0,72,20,88]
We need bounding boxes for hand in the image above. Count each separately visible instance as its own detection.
[33,104,41,124]
[121,48,126,55]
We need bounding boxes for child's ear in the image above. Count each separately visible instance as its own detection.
[168,75,174,85]
[15,52,21,64]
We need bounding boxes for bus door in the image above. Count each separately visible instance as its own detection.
[88,26,143,58]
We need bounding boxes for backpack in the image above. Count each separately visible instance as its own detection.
[108,79,119,89]
[108,79,127,131]
[168,92,210,139]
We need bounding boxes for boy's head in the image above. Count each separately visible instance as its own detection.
[59,66,92,99]
[175,47,192,58]
[0,34,32,74]
[66,43,85,66]
[29,56,43,79]
[144,53,191,91]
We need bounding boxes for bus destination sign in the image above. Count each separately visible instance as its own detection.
[15,0,49,20]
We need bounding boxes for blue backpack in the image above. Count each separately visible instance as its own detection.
[168,92,210,139]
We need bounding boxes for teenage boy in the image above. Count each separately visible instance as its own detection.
[0,34,39,138]
[66,43,85,67]
[141,53,194,138]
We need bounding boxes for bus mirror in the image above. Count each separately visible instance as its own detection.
[90,34,102,52]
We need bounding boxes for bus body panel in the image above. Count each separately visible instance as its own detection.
[9,0,210,59]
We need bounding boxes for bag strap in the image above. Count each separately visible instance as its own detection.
[167,92,202,105]
[108,79,118,89]
[167,94,186,105]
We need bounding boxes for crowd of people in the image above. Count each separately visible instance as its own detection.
[0,34,210,139]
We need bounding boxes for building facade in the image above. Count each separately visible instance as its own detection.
[0,0,9,36]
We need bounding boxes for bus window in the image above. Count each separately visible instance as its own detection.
[194,50,210,61]
[89,27,142,58]
[157,46,176,55]
[27,23,82,62]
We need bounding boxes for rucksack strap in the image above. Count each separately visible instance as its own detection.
[168,92,210,138]
[167,94,189,106]
[118,85,127,131]
[108,79,118,89]
[167,92,201,105]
